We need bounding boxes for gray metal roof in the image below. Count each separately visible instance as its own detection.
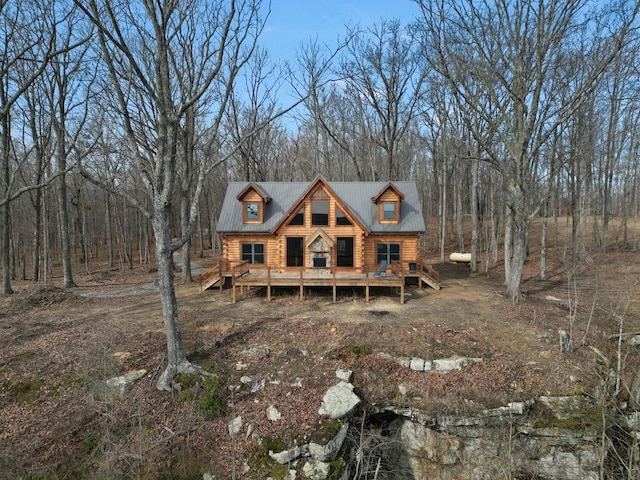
[217,179,426,234]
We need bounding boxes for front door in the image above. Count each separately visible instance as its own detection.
[286,237,304,267]
[336,237,354,267]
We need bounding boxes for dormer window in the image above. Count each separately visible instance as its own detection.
[382,202,397,220]
[243,201,263,223]
[246,202,259,220]
[372,182,404,224]
[237,182,270,224]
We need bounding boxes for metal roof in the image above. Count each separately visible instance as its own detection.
[217,179,426,234]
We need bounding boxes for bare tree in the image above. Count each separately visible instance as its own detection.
[78,0,266,390]
[46,4,94,288]
[226,46,282,182]
[416,0,639,302]
[1,0,86,294]
[341,20,426,180]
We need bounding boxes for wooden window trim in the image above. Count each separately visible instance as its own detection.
[376,242,401,266]
[311,198,329,226]
[335,206,353,226]
[243,201,262,223]
[241,242,265,264]
[288,207,305,226]
[378,201,399,223]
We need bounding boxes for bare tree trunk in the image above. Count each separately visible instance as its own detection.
[105,193,114,268]
[470,158,479,272]
[153,205,196,389]
[455,161,465,251]
[82,200,91,275]
[32,194,42,282]
[439,156,447,262]
[1,113,12,294]
[180,195,193,283]
[198,209,204,258]
[55,115,75,288]
[540,214,548,280]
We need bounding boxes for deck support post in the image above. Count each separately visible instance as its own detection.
[299,269,304,300]
[332,267,337,303]
[400,269,405,304]
[365,269,370,302]
[267,267,272,302]
[418,262,422,289]
[231,265,236,303]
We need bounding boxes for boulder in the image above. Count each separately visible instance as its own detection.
[228,416,242,439]
[335,368,352,382]
[302,460,330,480]
[630,372,640,409]
[269,444,309,464]
[308,422,349,462]
[399,419,461,466]
[410,358,425,371]
[104,369,147,399]
[318,382,360,419]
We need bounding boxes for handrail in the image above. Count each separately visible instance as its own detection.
[200,259,222,290]
[232,260,250,277]
[418,259,440,282]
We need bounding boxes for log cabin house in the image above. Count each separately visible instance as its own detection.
[202,176,439,302]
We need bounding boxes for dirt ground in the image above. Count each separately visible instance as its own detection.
[1,229,640,478]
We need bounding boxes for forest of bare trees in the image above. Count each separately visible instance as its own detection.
[2,0,639,387]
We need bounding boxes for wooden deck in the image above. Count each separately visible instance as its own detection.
[200,259,440,303]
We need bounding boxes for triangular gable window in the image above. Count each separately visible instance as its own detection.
[336,206,352,226]
[288,207,304,226]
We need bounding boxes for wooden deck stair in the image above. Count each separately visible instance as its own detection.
[417,260,441,290]
[199,260,224,291]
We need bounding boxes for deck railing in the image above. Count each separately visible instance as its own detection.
[417,259,440,283]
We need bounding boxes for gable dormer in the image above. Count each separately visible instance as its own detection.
[237,182,271,224]
[372,182,405,224]
[270,175,368,234]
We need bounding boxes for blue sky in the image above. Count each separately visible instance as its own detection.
[259,0,421,64]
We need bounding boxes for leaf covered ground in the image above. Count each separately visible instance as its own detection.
[1,236,640,478]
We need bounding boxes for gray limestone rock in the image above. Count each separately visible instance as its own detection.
[269,444,309,464]
[318,382,360,419]
[228,416,242,439]
[308,422,349,462]
[104,369,147,399]
[267,405,282,421]
[302,460,330,480]
[410,357,425,371]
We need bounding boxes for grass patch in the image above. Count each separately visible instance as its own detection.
[247,436,290,479]
[329,457,347,478]
[7,378,43,404]
[329,344,373,360]
[309,418,343,445]
[529,397,602,430]
[8,351,35,364]
[347,344,372,356]
[175,373,226,419]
